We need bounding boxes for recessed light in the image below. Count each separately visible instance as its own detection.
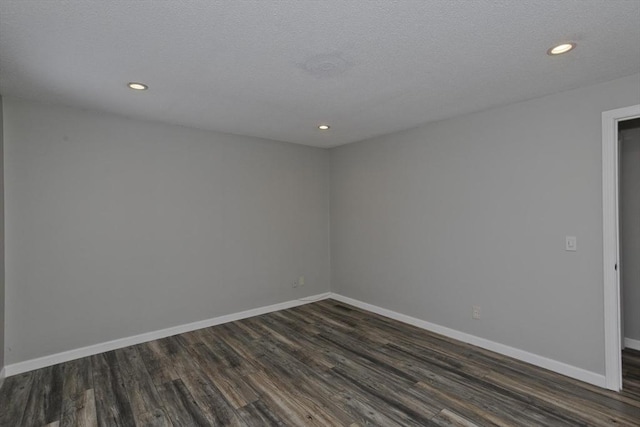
[547,43,576,56]
[318,124,330,130]
[128,82,148,90]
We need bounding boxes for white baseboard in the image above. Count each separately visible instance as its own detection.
[0,367,5,389]
[4,292,331,377]
[624,337,640,351]
[4,291,608,389]
[328,293,606,388]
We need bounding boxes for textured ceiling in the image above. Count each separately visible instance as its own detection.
[0,1,639,148]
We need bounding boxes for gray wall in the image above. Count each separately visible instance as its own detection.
[3,98,330,365]
[620,120,640,342]
[0,96,4,374]
[330,73,640,375]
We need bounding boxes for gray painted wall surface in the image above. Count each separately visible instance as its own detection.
[330,73,640,375]
[0,96,4,372]
[621,124,640,342]
[4,98,330,364]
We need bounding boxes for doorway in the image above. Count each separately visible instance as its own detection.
[602,104,640,391]
[619,117,640,397]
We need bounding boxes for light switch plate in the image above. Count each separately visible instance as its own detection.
[566,236,577,251]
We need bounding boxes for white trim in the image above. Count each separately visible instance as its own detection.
[624,337,640,351]
[4,293,331,377]
[329,293,606,388]
[602,104,640,391]
[0,367,5,389]
[3,290,613,388]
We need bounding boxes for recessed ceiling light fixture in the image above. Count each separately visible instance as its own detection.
[128,82,148,90]
[318,124,330,130]
[547,43,576,56]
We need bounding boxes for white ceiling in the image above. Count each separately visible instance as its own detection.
[0,1,638,148]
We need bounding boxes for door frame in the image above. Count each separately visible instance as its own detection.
[602,104,640,391]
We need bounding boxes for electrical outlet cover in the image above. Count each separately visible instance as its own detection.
[472,305,481,319]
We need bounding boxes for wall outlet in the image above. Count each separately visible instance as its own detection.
[292,280,299,288]
[472,305,481,319]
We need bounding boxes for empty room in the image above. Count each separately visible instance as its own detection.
[0,1,639,426]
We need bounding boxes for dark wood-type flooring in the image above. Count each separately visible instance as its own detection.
[1,299,640,426]
[623,348,640,401]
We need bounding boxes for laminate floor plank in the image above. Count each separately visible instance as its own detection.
[379,341,491,381]
[59,358,95,427]
[314,332,420,386]
[20,364,64,426]
[330,363,439,425]
[270,310,324,335]
[236,399,286,426]
[231,319,263,340]
[247,331,402,426]
[200,332,254,375]
[160,336,243,426]
[136,340,180,388]
[252,319,336,372]
[321,370,437,427]
[184,342,259,410]
[248,345,355,424]
[113,346,171,427]
[75,389,97,427]
[91,352,136,427]
[376,344,596,425]
[623,349,640,400]
[295,305,359,334]
[177,369,243,427]
[2,298,640,426]
[430,409,480,427]
[295,369,405,427]
[484,370,639,426]
[244,368,350,426]
[215,323,268,361]
[0,372,34,427]
[157,379,212,427]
